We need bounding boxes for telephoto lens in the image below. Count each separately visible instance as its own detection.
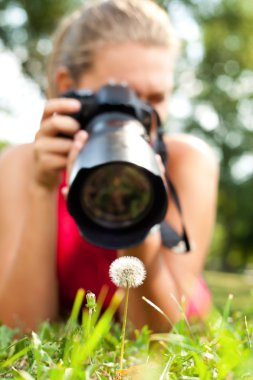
[65,84,168,249]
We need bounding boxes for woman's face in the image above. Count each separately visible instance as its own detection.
[75,43,174,123]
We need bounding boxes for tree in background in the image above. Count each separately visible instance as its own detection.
[167,0,253,271]
[0,0,80,90]
[0,0,253,271]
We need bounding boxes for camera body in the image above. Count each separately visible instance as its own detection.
[63,83,154,135]
[63,84,168,250]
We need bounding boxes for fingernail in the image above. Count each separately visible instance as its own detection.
[74,130,88,141]
[69,99,81,109]
[74,139,83,149]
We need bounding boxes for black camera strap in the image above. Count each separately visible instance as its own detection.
[154,124,191,253]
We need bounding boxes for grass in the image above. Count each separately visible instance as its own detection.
[0,271,253,379]
[205,270,253,316]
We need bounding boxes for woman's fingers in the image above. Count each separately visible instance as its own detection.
[37,114,80,139]
[37,98,81,139]
[33,98,82,189]
[41,98,81,120]
[67,130,89,182]
[34,136,73,156]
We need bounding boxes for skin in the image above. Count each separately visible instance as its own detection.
[0,43,219,331]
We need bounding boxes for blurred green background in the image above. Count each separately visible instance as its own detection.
[0,0,253,281]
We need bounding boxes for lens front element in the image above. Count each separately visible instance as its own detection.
[80,163,153,228]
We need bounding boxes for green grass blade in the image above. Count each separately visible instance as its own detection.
[2,345,31,368]
[67,288,85,326]
[71,289,124,367]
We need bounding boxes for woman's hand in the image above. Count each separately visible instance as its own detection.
[60,128,89,198]
[33,98,87,190]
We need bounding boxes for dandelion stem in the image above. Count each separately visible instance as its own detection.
[120,282,130,370]
[85,308,92,341]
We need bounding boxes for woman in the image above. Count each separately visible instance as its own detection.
[0,0,219,331]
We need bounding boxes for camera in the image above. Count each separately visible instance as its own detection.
[63,83,168,249]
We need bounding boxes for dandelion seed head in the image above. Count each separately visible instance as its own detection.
[109,256,146,288]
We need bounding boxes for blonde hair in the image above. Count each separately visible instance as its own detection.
[47,0,179,97]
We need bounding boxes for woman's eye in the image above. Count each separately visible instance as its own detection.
[148,94,166,105]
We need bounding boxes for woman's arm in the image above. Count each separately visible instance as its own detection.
[0,145,59,330]
[0,98,86,331]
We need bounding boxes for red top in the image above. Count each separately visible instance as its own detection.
[56,175,117,312]
[56,174,212,318]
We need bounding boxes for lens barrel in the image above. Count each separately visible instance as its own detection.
[67,114,168,249]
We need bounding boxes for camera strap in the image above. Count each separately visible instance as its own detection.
[154,126,191,253]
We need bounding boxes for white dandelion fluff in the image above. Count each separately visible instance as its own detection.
[109,256,146,288]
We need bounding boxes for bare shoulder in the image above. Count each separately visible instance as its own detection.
[0,143,33,168]
[164,133,219,176]
[0,144,33,189]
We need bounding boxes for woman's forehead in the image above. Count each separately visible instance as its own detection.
[77,43,174,96]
